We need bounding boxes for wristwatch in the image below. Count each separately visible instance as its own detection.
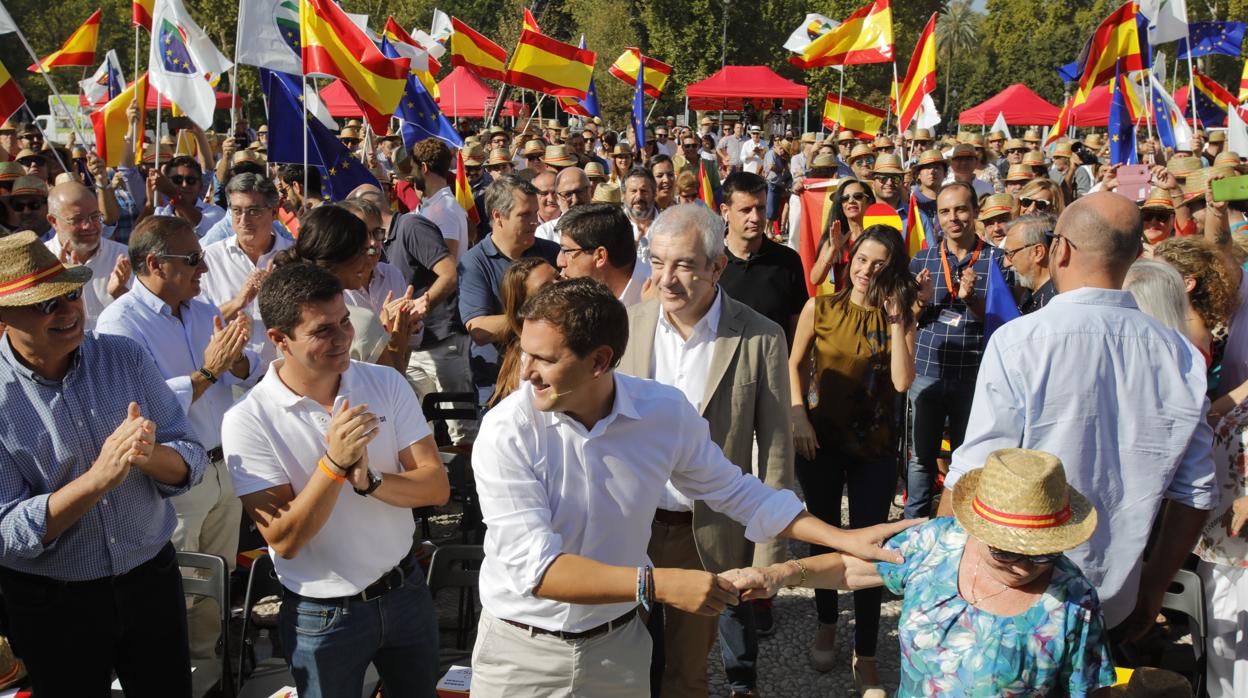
[353,469,382,497]
[197,367,218,384]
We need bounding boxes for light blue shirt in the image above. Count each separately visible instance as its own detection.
[155,199,228,238]
[947,287,1217,627]
[199,217,293,247]
[0,333,207,581]
[96,279,259,450]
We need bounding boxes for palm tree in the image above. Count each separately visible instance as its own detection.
[936,0,979,118]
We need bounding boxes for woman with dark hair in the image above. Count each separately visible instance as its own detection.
[809,178,877,290]
[487,257,557,407]
[788,224,918,690]
[274,205,419,370]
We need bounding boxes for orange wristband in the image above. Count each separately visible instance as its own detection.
[317,458,346,482]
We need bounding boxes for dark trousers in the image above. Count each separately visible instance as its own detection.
[796,448,895,657]
[904,374,977,519]
[0,542,191,698]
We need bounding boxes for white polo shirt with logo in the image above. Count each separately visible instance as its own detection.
[222,359,432,598]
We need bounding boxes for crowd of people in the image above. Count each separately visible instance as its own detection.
[0,87,1246,698]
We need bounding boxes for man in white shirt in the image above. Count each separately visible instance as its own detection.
[616,204,793,697]
[536,167,592,243]
[223,262,450,697]
[470,277,915,697]
[412,138,469,260]
[939,192,1217,640]
[44,181,131,329]
[718,122,744,173]
[151,156,227,238]
[96,215,257,658]
[555,204,650,306]
[739,127,766,176]
[653,127,676,158]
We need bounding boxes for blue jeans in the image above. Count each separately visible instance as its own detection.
[904,374,977,519]
[766,184,787,222]
[718,598,758,692]
[278,571,440,698]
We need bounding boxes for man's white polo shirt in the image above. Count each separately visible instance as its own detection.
[222,359,432,598]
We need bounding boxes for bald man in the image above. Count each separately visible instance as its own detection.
[44,182,132,328]
[535,167,591,243]
[940,192,1216,648]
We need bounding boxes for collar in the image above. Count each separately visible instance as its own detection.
[480,234,507,259]
[1,330,85,385]
[130,277,181,317]
[229,230,287,259]
[727,236,771,262]
[421,186,454,207]
[259,358,354,410]
[1046,286,1138,309]
[549,372,643,433]
[658,288,723,342]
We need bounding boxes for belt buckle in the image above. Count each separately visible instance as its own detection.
[358,566,404,603]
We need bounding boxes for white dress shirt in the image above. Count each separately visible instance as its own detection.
[96,279,258,450]
[947,287,1217,627]
[198,233,293,372]
[155,199,228,239]
[419,186,469,261]
[472,372,804,633]
[223,359,432,597]
[344,261,409,317]
[740,139,765,175]
[652,291,723,511]
[617,258,652,308]
[45,235,130,330]
[535,216,561,244]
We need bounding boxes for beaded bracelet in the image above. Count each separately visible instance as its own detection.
[636,566,651,611]
[317,458,346,483]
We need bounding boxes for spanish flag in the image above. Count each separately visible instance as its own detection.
[1192,68,1239,127]
[301,0,410,134]
[1240,60,1248,103]
[505,30,595,99]
[897,12,936,133]
[133,0,154,30]
[698,160,714,208]
[1072,2,1145,106]
[1045,95,1074,147]
[91,73,147,167]
[383,17,441,99]
[455,149,480,226]
[450,17,507,82]
[0,59,25,128]
[523,8,540,33]
[821,94,885,140]
[790,0,892,69]
[904,191,927,258]
[29,9,101,72]
[608,48,672,99]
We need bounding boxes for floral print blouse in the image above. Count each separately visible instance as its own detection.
[1195,399,1248,568]
[875,518,1117,697]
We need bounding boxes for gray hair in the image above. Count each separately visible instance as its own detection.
[1124,259,1190,334]
[337,196,381,221]
[648,203,725,263]
[1006,212,1057,247]
[485,174,539,219]
[128,215,191,276]
[225,172,279,208]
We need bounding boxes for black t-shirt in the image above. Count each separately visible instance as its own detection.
[719,236,808,347]
[383,211,457,346]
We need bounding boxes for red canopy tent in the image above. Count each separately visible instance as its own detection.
[958,84,1060,125]
[437,67,519,118]
[319,79,362,119]
[684,66,808,111]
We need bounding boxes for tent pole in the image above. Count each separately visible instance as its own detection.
[835,68,844,131]
[803,96,808,133]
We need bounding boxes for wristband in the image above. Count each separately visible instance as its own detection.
[197,367,217,384]
[317,458,346,482]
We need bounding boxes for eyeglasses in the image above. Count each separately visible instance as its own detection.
[1007,149,1028,155]
[855,157,876,167]
[170,175,200,187]
[987,546,1062,565]
[33,288,82,315]
[1142,210,1173,223]
[557,246,590,258]
[341,138,361,146]
[369,226,387,241]
[229,206,270,219]
[556,186,590,201]
[1019,197,1052,211]
[682,142,698,149]
[17,158,42,168]
[8,199,45,213]
[843,192,871,202]
[160,250,204,267]
[1002,242,1042,262]
[57,212,104,227]
[872,174,901,184]
[1047,232,1078,250]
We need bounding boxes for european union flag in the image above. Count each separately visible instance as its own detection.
[1193,80,1229,128]
[379,38,463,151]
[1109,67,1138,166]
[630,58,646,155]
[1057,60,1080,83]
[260,68,380,201]
[1177,21,1246,59]
[1151,86,1177,151]
[983,260,1019,344]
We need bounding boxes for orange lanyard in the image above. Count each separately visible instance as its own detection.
[940,238,982,301]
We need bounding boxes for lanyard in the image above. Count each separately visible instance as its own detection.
[940,238,982,301]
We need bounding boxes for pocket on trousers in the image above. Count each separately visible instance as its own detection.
[291,603,343,637]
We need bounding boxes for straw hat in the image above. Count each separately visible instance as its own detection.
[345,118,363,129]
[950,143,978,160]
[14,148,42,163]
[0,230,93,307]
[1167,155,1201,178]
[1107,667,1193,697]
[0,636,24,690]
[0,120,14,134]
[912,128,933,142]
[591,182,622,204]
[584,161,606,180]
[836,131,857,143]
[232,150,266,167]
[1004,138,1026,152]
[977,193,1015,222]
[1213,150,1243,170]
[485,147,512,168]
[1005,164,1034,183]
[0,161,23,182]
[848,144,875,165]
[257,124,268,134]
[338,126,361,141]
[914,149,946,169]
[18,123,38,137]
[872,135,893,150]
[988,130,1006,143]
[1052,142,1074,159]
[611,143,633,157]
[487,125,507,137]
[952,449,1097,555]
[1083,133,1105,150]
[543,144,576,168]
[700,117,714,126]
[10,175,47,198]
[1022,151,1046,168]
[522,139,545,158]
[871,153,903,175]
[1209,130,1226,144]
[1140,187,1176,211]
[1181,168,1210,202]
[800,132,817,144]
[462,144,486,167]
[1023,128,1041,143]
[968,133,985,148]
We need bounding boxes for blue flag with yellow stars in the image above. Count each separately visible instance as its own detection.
[260,68,380,201]
[1177,21,1246,59]
[1109,66,1138,166]
[630,58,646,155]
[380,38,463,151]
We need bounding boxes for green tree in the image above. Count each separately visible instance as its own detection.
[937,0,979,120]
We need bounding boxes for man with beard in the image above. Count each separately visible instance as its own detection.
[44,181,131,328]
[1000,213,1056,313]
[412,138,469,261]
[623,168,659,257]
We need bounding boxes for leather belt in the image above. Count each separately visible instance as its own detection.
[286,556,413,604]
[206,446,224,462]
[654,508,693,525]
[502,607,637,641]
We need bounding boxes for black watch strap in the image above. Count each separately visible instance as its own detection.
[198,367,218,384]
[354,470,382,496]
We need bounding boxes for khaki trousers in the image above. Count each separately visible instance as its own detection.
[648,519,719,698]
[171,457,241,659]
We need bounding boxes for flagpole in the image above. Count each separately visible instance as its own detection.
[133,26,141,86]
[1144,70,1155,156]
[301,72,309,199]
[20,104,68,172]
[230,0,243,136]
[154,98,162,167]
[1185,38,1198,130]
[10,28,90,146]
[835,67,844,131]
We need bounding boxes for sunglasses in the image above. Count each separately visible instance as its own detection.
[987,546,1062,565]
[8,200,45,212]
[1142,210,1173,223]
[1008,149,1028,155]
[844,192,871,202]
[1019,197,1052,211]
[160,251,204,267]
[170,175,200,187]
[33,288,82,315]
[873,174,901,184]
[855,158,876,167]
[17,158,42,167]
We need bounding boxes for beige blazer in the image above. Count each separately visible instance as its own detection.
[617,293,794,573]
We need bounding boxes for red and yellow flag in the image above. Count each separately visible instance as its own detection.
[132,0,154,30]
[522,8,540,33]
[505,29,595,98]
[904,191,927,258]
[450,17,507,82]
[0,59,25,129]
[91,73,147,167]
[698,160,714,208]
[897,12,936,133]
[1073,2,1144,106]
[821,94,885,140]
[790,0,893,69]
[383,18,442,75]
[797,183,835,297]
[1239,60,1248,103]
[301,0,410,134]
[384,17,441,100]
[608,48,672,99]
[1045,95,1075,147]
[455,149,480,226]
[29,9,101,72]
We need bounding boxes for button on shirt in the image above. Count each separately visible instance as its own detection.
[155,199,228,239]
[0,334,207,581]
[45,235,131,330]
[420,187,469,261]
[223,359,433,598]
[652,291,722,512]
[199,233,293,372]
[909,241,1004,381]
[946,288,1217,627]
[96,280,259,451]
[473,373,804,633]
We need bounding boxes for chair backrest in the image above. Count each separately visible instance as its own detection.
[426,545,484,597]
[176,551,229,624]
[422,392,480,423]
[1162,568,1207,643]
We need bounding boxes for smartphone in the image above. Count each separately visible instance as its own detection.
[1212,175,1248,203]
[1118,164,1150,202]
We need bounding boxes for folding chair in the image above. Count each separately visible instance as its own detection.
[176,551,234,698]
[420,392,482,541]
[421,392,479,449]
[1161,568,1207,698]
[425,545,484,658]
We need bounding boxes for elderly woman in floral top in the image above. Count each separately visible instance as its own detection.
[724,449,1117,697]
[1195,397,1248,698]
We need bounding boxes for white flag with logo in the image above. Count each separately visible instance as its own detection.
[79,50,126,105]
[1138,0,1188,44]
[429,8,452,42]
[784,13,839,53]
[236,0,302,75]
[149,0,226,129]
[1228,103,1248,159]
